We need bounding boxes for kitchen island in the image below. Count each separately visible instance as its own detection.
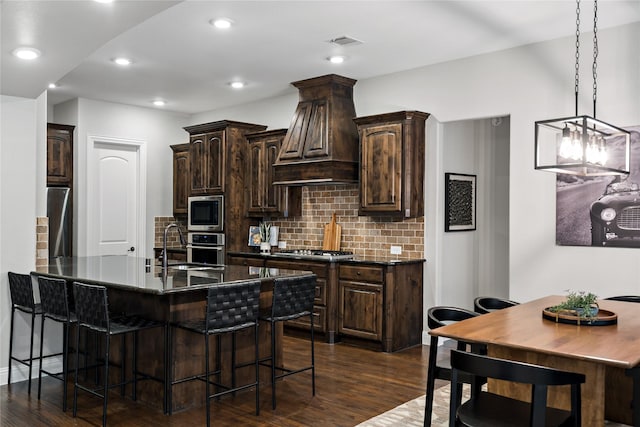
[33,256,316,413]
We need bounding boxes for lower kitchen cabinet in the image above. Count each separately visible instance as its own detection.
[339,261,423,352]
[226,252,424,351]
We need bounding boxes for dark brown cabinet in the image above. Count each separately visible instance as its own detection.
[188,130,225,195]
[246,129,301,217]
[338,265,384,341]
[170,143,190,216]
[47,123,75,186]
[183,121,266,252]
[226,252,424,352]
[354,111,429,218]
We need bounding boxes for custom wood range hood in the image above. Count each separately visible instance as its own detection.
[273,74,360,186]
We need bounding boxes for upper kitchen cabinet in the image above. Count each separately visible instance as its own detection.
[246,129,301,218]
[47,123,75,187]
[354,111,429,218]
[170,143,190,216]
[184,120,266,253]
[184,121,266,196]
[273,74,360,185]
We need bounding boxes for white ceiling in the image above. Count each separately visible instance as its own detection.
[2,0,639,115]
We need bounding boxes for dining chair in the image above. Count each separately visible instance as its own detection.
[260,275,317,410]
[72,281,167,427]
[168,280,261,427]
[605,295,640,426]
[424,306,486,426]
[473,296,519,314]
[7,272,44,394]
[449,349,585,427]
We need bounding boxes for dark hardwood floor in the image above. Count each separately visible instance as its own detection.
[1,336,433,426]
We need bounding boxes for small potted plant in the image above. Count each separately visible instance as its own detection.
[259,222,271,254]
[549,290,599,320]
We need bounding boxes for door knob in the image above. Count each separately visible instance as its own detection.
[128,246,135,252]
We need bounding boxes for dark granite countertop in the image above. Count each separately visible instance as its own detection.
[227,251,425,266]
[33,256,315,295]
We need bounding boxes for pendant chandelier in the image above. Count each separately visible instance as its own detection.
[534,0,630,176]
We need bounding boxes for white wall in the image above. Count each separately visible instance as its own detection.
[53,98,190,257]
[0,95,38,384]
[191,22,640,327]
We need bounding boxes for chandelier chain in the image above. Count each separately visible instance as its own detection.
[593,0,599,117]
[574,0,581,116]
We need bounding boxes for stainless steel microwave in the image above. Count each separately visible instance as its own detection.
[187,195,224,232]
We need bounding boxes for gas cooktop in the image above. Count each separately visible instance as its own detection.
[273,249,354,261]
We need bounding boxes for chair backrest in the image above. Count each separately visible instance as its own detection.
[8,272,36,309]
[269,275,317,322]
[38,276,71,321]
[473,296,519,314]
[205,280,261,331]
[73,282,110,331]
[605,295,640,303]
[427,306,479,330]
[450,349,585,426]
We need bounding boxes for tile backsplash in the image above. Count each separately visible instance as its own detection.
[154,217,187,248]
[265,184,424,260]
[36,217,49,267]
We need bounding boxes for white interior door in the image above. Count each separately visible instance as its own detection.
[87,136,146,256]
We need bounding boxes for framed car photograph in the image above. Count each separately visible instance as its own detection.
[445,173,476,232]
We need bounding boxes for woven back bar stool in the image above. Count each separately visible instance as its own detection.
[168,280,261,427]
[7,272,44,394]
[36,275,78,411]
[72,282,167,427]
[260,275,317,410]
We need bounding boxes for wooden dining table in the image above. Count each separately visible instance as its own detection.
[429,295,640,426]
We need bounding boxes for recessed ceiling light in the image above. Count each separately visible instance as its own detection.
[48,83,57,89]
[327,55,346,64]
[13,47,41,60]
[95,0,114,3]
[210,18,233,29]
[152,100,166,107]
[112,57,132,66]
[230,81,245,89]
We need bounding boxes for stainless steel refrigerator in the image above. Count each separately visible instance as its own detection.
[47,187,72,257]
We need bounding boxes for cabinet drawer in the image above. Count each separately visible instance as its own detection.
[314,278,327,306]
[286,305,326,333]
[265,259,327,278]
[339,265,384,283]
[227,255,264,267]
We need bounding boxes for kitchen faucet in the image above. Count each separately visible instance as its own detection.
[163,223,186,270]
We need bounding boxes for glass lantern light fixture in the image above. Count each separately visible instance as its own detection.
[534,0,630,176]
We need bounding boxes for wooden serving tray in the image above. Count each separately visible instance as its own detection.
[542,307,618,326]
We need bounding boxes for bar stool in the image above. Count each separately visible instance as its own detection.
[36,276,77,411]
[7,272,44,394]
[72,282,167,427]
[424,306,486,426]
[168,280,261,427]
[473,296,519,314]
[260,275,317,410]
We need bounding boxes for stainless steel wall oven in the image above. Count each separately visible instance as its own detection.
[187,232,225,265]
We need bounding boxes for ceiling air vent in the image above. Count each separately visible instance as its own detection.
[328,36,363,46]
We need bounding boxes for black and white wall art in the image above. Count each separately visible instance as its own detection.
[445,173,476,232]
[556,126,640,247]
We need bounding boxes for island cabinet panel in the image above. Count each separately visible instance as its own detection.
[171,143,190,216]
[354,111,429,218]
[246,129,301,217]
[47,123,75,186]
